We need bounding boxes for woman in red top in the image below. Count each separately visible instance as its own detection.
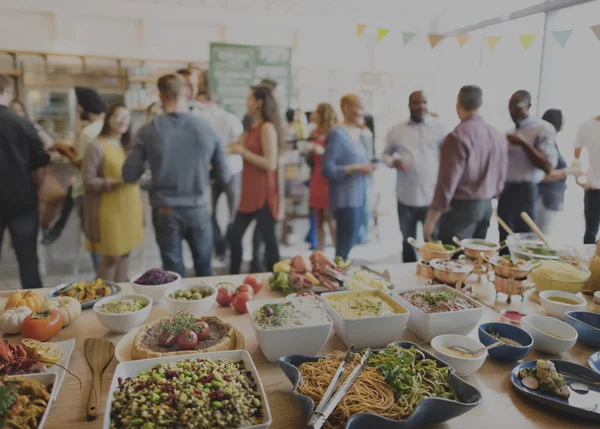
[227,86,284,274]
[309,103,338,250]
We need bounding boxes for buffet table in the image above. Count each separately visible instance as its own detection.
[2,263,598,429]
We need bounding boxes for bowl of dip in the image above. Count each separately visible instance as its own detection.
[93,294,153,333]
[321,290,409,348]
[247,296,332,362]
[540,290,586,319]
[478,322,533,362]
[431,334,487,376]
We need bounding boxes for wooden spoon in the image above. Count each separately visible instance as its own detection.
[84,338,115,420]
[496,215,517,241]
[520,212,549,246]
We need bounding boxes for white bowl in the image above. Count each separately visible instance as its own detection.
[431,334,487,376]
[395,284,484,343]
[103,350,272,429]
[165,283,217,317]
[93,294,153,333]
[521,315,578,354]
[539,290,587,319]
[130,271,181,303]
[321,289,409,349]
[246,297,332,362]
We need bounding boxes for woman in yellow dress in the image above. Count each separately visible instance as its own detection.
[82,104,143,282]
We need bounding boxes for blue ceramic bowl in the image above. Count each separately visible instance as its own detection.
[478,322,533,362]
[590,351,600,374]
[279,341,482,429]
[565,311,600,348]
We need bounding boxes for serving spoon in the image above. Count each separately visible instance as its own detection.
[450,341,503,357]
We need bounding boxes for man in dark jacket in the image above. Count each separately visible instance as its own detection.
[0,74,50,288]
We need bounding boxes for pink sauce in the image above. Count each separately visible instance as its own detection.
[502,311,524,322]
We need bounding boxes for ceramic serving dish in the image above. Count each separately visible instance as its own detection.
[395,285,484,343]
[165,283,217,317]
[321,290,409,348]
[130,271,181,303]
[103,350,272,429]
[521,315,578,355]
[539,291,586,319]
[246,297,332,362]
[47,280,121,309]
[93,294,153,333]
[565,311,600,348]
[454,237,500,260]
[511,359,600,421]
[430,334,487,376]
[279,341,482,429]
[478,322,533,362]
[7,372,58,429]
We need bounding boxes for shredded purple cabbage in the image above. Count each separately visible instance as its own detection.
[135,268,177,285]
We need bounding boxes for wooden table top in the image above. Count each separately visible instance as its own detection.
[2,264,599,429]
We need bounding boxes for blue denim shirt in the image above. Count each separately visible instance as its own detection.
[321,126,368,211]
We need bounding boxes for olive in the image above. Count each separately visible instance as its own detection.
[189,287,199,294]
[192,293,202,300]
[184,290,192,299]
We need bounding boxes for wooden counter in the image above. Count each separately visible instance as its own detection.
[2,264,598,429]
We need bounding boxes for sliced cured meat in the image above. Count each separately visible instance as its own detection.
[291,255,312,273]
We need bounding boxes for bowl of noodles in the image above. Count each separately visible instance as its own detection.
[279,342,482,429]
[0,373,56,429]
[529,260,591,294]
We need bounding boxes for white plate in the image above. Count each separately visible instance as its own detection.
[47,339,75,401]
[114,326,246,362]
[6,372,57,429]
[103,350,272,429]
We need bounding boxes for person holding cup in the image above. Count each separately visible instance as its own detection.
[322,94,375,260]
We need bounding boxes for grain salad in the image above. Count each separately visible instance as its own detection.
[110,359,263,429]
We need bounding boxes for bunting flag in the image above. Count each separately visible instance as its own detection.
[402,32,416,46]
[486,36,502,50]
[356,23,367,37]
[377,28,389,41]
[520,34,536,50]
[455,33,470,47]
[428,34,444,48]
[592,24,600,41]
[553,29,573,48]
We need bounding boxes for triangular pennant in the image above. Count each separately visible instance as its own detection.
[591,24,600,41]
[553,29,572,48]
[520,34,536,50]
[486,36,502,50]
[428,34,444,48]
[356,24,367,37]
[402,32,416,46]
[455,33,470,47]
[377,28,389,41]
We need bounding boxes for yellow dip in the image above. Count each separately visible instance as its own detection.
[546,296,580,305]
[326,291,406,319]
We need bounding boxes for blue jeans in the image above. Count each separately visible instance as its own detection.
[152,206,213,277]
[397,201,429,263]
[0,209,42,288]
[334,207,362,260]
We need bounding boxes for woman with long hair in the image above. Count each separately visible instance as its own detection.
[82,104,143,281]
[227,86,283,274]
[309,103,338,250]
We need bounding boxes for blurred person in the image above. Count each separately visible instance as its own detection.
[195,89,244,259]
[322,94,376,260]
[123,74,231,277]
[383,91,445,262]
[574,113,600,244]
[536,109,571,235]
[497,90,557,244]
[423,85,508,243]
[176,69,196,103]
[0,74,50,288]
[227,86,283,274]
[308,103,338,250]
[82,105,143,282]
[357,113,375,245]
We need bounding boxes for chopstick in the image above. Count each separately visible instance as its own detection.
[308,347,371,429]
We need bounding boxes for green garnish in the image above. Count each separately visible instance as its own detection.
[334,256,352,269]
[348,300,383,316]
[414,291,454,308]
[159,311,205,343]
[0,386,16,417]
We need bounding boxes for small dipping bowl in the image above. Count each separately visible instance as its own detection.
[478,322,533,362]
[539,290,586,319]
[521,315,578,355]
[565,311,600,348]
[500,310,527,327]
[431,334,487,376]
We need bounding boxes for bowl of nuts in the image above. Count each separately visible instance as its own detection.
[165,284,216,317]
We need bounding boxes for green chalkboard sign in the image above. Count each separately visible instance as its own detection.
[209,42,292,118]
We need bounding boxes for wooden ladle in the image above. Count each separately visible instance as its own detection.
[520,212,550,246]
[84,338,115,420]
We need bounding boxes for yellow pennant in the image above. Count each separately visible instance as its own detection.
[455,33,470,47]
[356,24,367,37]
[486,36,502,50]
[520,34,536,50]
[428,34,444,48]
[377,28,389,41]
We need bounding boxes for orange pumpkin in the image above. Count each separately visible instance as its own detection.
[5,291,45,312]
